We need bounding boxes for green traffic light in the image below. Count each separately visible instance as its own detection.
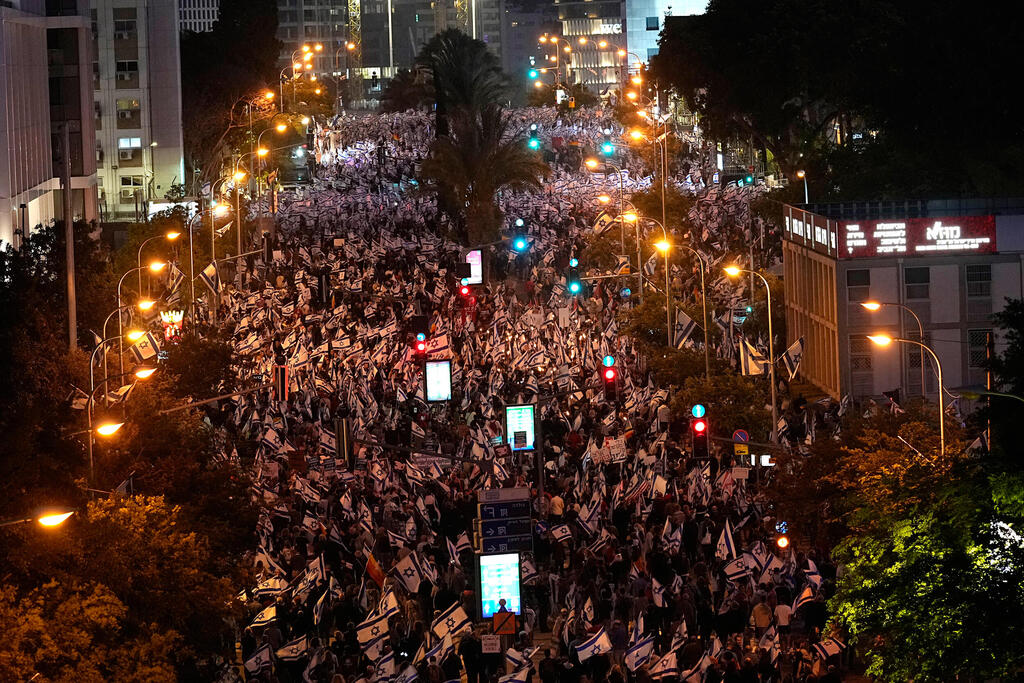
[528,137,541,150]
[568,280,582,294]
[528,69,539,79]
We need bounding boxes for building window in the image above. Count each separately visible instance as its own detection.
[115,60,138,81]
[113,19,137,38]
[120,175,144,200]
[966,264,991,298]
[846,269,870,303]
[645,16,659,30]
[904,266,929,299]
[849,336,872,371]
[968,329,991,368]
[118,137,142,149]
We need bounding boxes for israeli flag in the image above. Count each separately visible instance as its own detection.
[781,336,805,380]
[432,601,472,640]
[357,612,390,651]
[244,643,273,674]
[673,308,698,350]
[649,652,679,679]
[249,604,276,628]
[200,261,221,293]
[716,520,736,560]
[575,627,612,662]
[812,638,845,659]
[276,634,309,662]
[625,636,655,671]
[739,339,769,375]
[129,331,161,363]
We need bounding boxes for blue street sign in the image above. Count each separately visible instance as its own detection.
[478,500,532,520]
[691,404,706,418]
[733,429,750,443]
[480,518,533,538]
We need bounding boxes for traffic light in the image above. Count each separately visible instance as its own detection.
[602,363,618,402]
[745,174,754,185]
[527,68,539,80]
[262,232,273,264]
[567,258,582,295]
[690,415,709,459]
[601,132,615,156]
[776,534,790,550]
[512,224,529,252]
[528,123,541,150]
[412,336,427,362]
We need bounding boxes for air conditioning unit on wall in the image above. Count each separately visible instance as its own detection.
[119,149,134,161]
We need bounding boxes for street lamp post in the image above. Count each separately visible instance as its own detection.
[862,301,928,396]
[187,205,229,327]
[796,170,809,204]
[0,510,76,529]
[137,231,180,296]
[679,245,711,380]
[867,334,945,456]
[726,266,777,442]
[585,158,626,255]
[655,239,672,348]
[85,367,155,486]
[116,262,164,376]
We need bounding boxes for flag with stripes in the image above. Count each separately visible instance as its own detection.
[739,338,768,375]
[129,331,161,363]
[650,652,679,679]
[625,636,655,671]
[244,644,273,674]
[812,638,845,659]
[392,551,426,593]
[644,251,658,276]
[249,604,276,628]
[200,261,221,293]
[575,627,612,662]
[673,308,698,349]
[276,634,309,662]
[432,602,472,640]
[716,520,736,560]
[792,585,815,613]
[781,336,804,380]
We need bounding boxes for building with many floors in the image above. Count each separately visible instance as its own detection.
[1,0,98,247]
[91,0,185,221]
[179,0,219,32]
[782,199,1024,403]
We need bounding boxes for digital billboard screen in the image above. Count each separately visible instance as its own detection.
[479,552,521,618]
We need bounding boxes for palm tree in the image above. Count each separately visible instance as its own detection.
[380,68,431,113]
[416,29,508,136]
[421,105,550,246]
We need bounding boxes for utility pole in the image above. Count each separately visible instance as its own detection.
[61,122,77,352]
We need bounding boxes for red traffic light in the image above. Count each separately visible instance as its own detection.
[603,368,617,381]
[460,285,470,296]
[692,419,707,433]
[415,341,426,352]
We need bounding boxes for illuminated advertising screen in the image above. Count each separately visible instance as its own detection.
[839,215,996,258]
[424,360,452,402]
[505,404,535,451]
[479,553,521,618]
[465,250,484,285]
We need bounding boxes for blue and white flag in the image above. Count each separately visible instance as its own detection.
[652,578,666,607]
[551,524,572,543]
[200,261,221,293]
[499,667,532,683]
[521,557,539,584]
[812,638,845,659]
[378,587,400,619]
[244,643,273,674]
[575,627,612,662]
[649,652,679,679]
[673,308,698,350]
[781,336,804,380]
[716,520,736,560]
[357,612,390,659]
[277,634,309,661]
[129,331,161,363]
[392,552,426,593]
[625,636,655,671]
[432,601,472,640]
[792,585,815,613]
[739,338,768,375]
[644,252,658,276]
[249,604,276,628]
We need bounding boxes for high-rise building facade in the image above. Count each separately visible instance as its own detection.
[179,0,219,32]
[1,0,99,248]
[91,0,185,221]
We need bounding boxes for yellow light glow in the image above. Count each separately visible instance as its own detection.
[534,81,543,89]
[867,334,894,347]
[315,88,322,95]
[213,204,230,217]
[126,329,145,342]
[301,117,310,125]
[598,40,608,48]
[724,266,742,277]
[233,171,247,181]
[584,158,599,169]
[629,129,644,140]
[861,301,882,312]
[303,53,313,62]
[310,74,318,81]
[796,170,806,179]
[347,42,356,50]
[134,366,156,379]
[637,110,649,119]
[165,231,181,240]
[304,63,313,70]
[563,46,571,53]
[617,49,627,57]
[148,261,166,272]
[314,43,323,52]
[137,300,156,313]
[96,422,124,437]
[655,240,671,253]
[38,511,74,527]
[293,62,303,70]
[597,194,611,204]
[577,36,587,45]
[622,213,638,223]
[264,90,275,100]
[276,123,288,132]
[539,35,548,43]
[776,535,790,549]
[626,91,638,100]
[257,147,269,157]
[631,75,643,85]
[302,44,311,52]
